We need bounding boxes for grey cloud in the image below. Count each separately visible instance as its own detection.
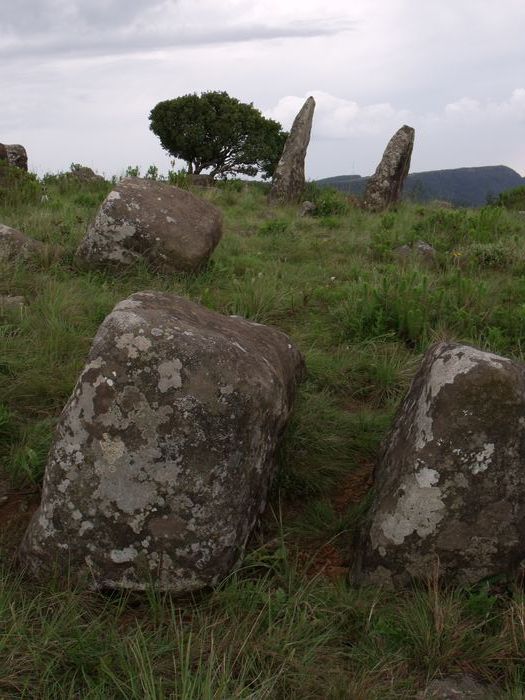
[0,13,354,62]
[1,0,169,32]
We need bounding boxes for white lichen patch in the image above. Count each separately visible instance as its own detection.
[376,474,445,546]
[115,333,152,358]
[470,443,495,474]
[110,547,138,564]
[106,191,121,202]
[157,359,183,392]
[415,467,440,487]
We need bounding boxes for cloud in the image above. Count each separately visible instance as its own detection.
[267,91,411,139]
[0,0,354,62]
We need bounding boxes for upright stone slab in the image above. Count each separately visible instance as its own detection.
[353,342,525,588]
[20,292,305,592]
[268,96,315,204]
[6,144,28,171]
[76,178,222,272]
[362,125,415,212]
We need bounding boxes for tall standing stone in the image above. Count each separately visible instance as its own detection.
[20,292,305,592]
[362,125,415,212]
[268,96,315,204]
[352,342,525,589]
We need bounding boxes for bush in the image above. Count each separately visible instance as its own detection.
[497,185,525,210]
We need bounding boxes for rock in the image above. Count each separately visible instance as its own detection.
[268,96,315,204]
[352,342,525,589]
[417,674,495,699]
[76,178,222,272]
[0,224,44,262]
[0,144,7,162]
[20,292,305,592]
[394,240,436,267]
[362,125,415,212]
[6,145,28,171]
[67,164,105,183]
[299,201,316,217]
[0,295,25,311]
[188,174,215,188]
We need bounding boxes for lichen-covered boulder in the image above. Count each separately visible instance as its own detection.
[362,125,415,212]
[268,96,315,204]
[352,342,525,588]
[20,292,304,591]
[0,223,44,262]
[76,178,222,272]
[6,144,28,171]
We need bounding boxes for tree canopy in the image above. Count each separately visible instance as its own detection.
[149,91,287,179]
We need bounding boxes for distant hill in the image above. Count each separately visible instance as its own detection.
[316,166,525,207]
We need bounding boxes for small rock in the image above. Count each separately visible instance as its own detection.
[394,240,436,267]
[0,224,44,262]
[363,125,415,212]
[188,174,215,188]
[0,295,25,311]
[353,342,525,589]
[269,96,315,204]
[76,178,223,272]
[299,201,316,217]
[418,674,495,699]
[20,292,305,592]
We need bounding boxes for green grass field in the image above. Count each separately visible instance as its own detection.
[1,170,525,698]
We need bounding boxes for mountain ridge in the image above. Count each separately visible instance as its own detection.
[316,165,525,207]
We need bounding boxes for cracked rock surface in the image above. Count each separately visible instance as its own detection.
[353,342,525,588]
[76,178,222,272]
[20,292,304,592]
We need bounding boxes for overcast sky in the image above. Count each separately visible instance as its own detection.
[1,0,524,179]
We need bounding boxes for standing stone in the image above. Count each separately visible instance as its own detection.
[268,96,315,204]
[76,178,222,272]
[20,292,305,592]
[6,145,28,171]
[362,125,415,212]
[352,342,525,589]
[0,223,44,262]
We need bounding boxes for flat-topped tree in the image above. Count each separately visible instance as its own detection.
[149,91,286,179]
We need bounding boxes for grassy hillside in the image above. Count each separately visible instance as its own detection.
[317,165,525,207]
[1,172,525,697]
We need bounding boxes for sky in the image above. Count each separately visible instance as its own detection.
[1,0,524,179]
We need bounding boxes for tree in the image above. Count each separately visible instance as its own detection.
[149,91,287,179]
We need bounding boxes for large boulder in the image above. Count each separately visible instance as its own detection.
[268,96,315,204]
[20,292,304,592]
[76,178,223,272]
[362,125,415,212]
[352,342,525,588]
[6,144,28,171]
[0,223,44,262]
[66,164,104,183]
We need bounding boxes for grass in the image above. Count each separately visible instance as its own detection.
[1,172,525,696]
